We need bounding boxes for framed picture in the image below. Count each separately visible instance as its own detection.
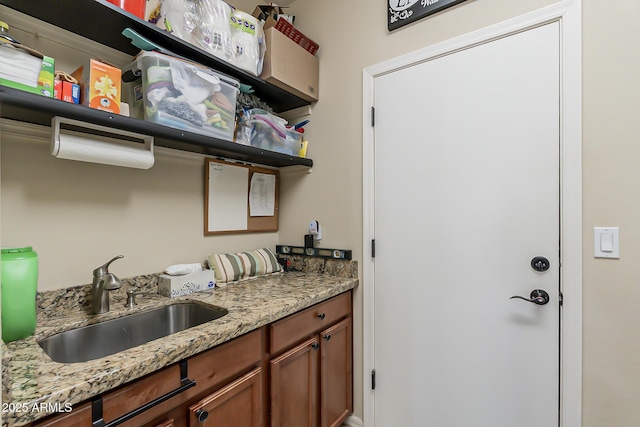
[388,0,468,31]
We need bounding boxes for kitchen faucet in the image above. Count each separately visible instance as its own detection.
[91,255,124,314]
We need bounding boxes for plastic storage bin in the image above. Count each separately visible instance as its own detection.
[124,51,239,141]
[236,119,301,156]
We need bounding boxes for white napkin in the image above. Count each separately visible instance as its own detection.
[165,263,203,275]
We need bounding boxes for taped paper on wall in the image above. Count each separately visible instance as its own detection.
[249,172,275,216]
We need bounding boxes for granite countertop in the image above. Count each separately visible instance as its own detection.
[2,264,358,426]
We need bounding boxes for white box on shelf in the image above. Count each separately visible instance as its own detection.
[158,269,216,298]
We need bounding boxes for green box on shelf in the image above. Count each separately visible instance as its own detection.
[0,55,55,98]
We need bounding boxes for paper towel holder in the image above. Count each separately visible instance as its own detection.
[51,116,155,169]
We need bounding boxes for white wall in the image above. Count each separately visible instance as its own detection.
[582,2,640,425]
[0,6,278,290]
[1,124,279,289]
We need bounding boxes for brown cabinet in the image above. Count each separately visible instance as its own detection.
[30,402,92,427]
[188,368,262,427]
[271,337,320,427]
[320,318,352,427]
[270,292,353,427]
[28,328,264,427]
[153,420,175,427]
[26,291,353,427]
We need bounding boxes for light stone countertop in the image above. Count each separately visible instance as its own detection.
[2,268,358,426]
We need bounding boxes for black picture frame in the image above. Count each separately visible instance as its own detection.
[388,0,468,31]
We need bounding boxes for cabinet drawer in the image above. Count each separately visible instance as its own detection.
[30,402,92,427]
[189,327,263,393]
[270,292,351,354]
[101,362,183,426]
[96,329,262,427]
[189,367,262,427]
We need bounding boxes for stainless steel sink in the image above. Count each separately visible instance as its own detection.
[38,303,228,363]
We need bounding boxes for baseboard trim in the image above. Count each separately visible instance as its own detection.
[343,415,364,427]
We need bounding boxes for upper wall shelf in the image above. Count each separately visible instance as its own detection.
[0,0,313,168]
[0,86,313,168]
[0,0,310,113]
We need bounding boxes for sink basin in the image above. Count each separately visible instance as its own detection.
[38,303,228,363]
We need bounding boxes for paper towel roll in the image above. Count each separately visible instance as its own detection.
[51,117,154,169]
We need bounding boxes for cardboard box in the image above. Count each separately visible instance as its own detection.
[274,17,318,55]
[54,80,80,104]
[158,269,216,298]
[37,56,55,91]
[252,5,286,30]
[72,59,121,113]
[260,27,319,102]
[54,79,61,99]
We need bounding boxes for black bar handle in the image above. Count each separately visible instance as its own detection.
[100,380,196,427]
[93,360,196,427]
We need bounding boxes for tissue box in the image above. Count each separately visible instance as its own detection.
[158,269,216,298]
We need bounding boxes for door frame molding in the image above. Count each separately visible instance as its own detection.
[361,1,582,426]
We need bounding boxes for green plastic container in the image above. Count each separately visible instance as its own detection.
[1,246,38,342]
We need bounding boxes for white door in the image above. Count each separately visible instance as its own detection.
[373,22,560,426]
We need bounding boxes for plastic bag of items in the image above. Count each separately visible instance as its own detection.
[154,0,265,76]
[229,9,265,76]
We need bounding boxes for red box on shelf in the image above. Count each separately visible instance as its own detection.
[274,18,319,56]
[54,80,80,104]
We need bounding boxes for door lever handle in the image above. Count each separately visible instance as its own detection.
[510,289,550,305]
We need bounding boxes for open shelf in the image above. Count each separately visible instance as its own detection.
[0,0,310,113]
[0,86,313,168]
[0,0,314,168]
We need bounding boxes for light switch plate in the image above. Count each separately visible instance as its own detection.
[594,227,619,259]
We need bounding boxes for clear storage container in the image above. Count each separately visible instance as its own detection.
[124,51,239,141]
[235,119,301,156]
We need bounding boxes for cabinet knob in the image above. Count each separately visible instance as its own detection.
[311,342,320,350]
[196,409,209,423]
[317,312,326,320]
[323,334,332,342]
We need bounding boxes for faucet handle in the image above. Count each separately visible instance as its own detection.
[93,255,124,278]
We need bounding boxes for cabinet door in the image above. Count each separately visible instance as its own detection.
[30,402,92,427]
[188,368,262,427]
[270,336,320,427]
[320,317,353,427]
[153,419,175,427]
